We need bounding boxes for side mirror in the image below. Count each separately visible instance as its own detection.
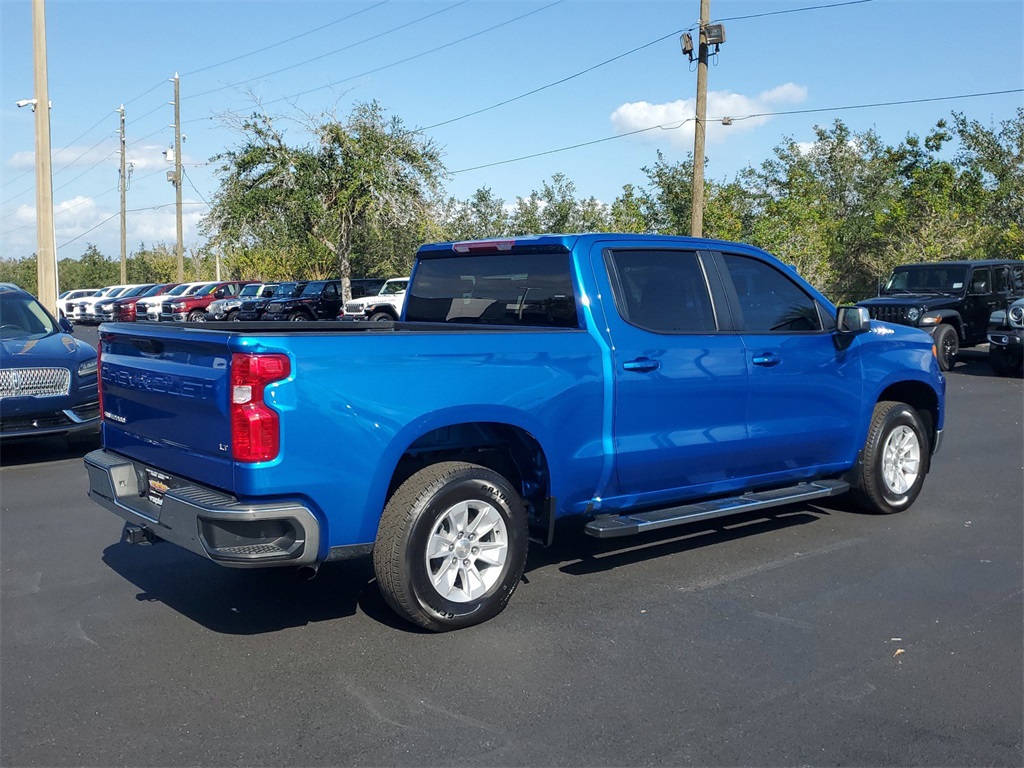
[59,316,74,334]
[837,306,871,334]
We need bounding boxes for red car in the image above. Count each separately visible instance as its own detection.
[97,283,179,322]
[158,281,256,322]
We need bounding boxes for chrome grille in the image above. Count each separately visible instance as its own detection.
[0,367,71,399]
[866,305,910,325]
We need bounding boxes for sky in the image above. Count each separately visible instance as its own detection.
[1,0,1022,263]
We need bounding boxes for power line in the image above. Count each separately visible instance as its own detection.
[451,87,1024,174]
[188,0,566,123]
[186,1,471,101]
[57,200,207,251]
[713,0,876,24]
[183,0,392,77]
[420,26,685,132]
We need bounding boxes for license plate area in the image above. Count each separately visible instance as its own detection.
[145,468,172,507]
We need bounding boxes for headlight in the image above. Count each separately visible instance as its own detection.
[97,303,111,311]
[1010,306,1024,325]
[907,307,920,322]
[78,358,98,377]
[171,302,186,310]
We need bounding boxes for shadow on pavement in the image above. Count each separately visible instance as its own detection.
[0,432,100,467]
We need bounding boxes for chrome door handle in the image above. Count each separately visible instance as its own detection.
[623,358,661,373]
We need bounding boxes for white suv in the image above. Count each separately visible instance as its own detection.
[341,278,409,321]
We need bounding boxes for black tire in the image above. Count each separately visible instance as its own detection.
[933,324,958,371]
[227,310,240,322]
[188,310,206,322]
[288,312,308,322]
[989,345,1024,377]
[850,401,930,515]
[369,311,394,322]
[373,461,528,632]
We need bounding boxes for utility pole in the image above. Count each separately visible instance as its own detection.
[32,0,58,313]
[171,73,184,282]
[118,104,127,283]
[690,0,711,239]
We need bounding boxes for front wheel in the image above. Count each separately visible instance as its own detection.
[188,310,206,322]
[369,311,394,322]
[288,312,308,322]
[373,462,528,632]
[990,344,1024,377]
[227,310,240,322]
[851,401,930,515]
[933,324,958,371]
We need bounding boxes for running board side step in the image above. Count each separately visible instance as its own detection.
[584,480,850,539]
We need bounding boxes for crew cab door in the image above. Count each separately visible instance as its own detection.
[711,250,863,476]
[589,241,749,503]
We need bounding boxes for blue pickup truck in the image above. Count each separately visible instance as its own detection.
[85,234,945,631]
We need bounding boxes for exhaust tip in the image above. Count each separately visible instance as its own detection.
[297,565,319,581]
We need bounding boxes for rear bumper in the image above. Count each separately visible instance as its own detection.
[84,449,321,568]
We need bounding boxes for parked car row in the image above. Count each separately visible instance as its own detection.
[60,276,407,324]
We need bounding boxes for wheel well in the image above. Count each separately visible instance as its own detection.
[878,381,940,451]
[389,422,550,532]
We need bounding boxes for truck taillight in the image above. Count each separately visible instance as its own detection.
[230,353,290,462]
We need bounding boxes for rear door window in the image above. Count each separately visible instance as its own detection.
[604,249,716,333]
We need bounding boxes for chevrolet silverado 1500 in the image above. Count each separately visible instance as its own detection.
[85,234,946,631]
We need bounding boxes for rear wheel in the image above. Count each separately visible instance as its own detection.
[851,401,930,515]
[933,324,958,371]
[990,344,1024,377]
[373,462,528,631]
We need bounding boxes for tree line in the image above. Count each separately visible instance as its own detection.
[3,104,1020,304]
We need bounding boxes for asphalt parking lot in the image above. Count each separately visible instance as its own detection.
[2,325,1021,767]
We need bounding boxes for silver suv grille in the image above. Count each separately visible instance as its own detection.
[0,367,71,399]
[345,302,364,313]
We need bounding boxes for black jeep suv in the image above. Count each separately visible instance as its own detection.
[262,280,343,321]
[858,260,1024,371]
[236,281,308,321]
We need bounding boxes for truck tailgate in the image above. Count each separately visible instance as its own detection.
[99,324,234,490]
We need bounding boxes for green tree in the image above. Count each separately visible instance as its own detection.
[953,108,1024,256]
[205,101,445,300]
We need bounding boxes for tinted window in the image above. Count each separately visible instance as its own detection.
[723,253,823,332]
[884,265,968,293]
[969,268,991,295]
[406,252,578,328]
[301,282,327,297]
[1010,265,1024,293]
[323,283,339,301]
[605,249,715,333]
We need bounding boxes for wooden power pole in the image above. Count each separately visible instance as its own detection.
[690,0,710,239]
[118,104,127,283]
[32,0,58,311]
[171,73,184,282]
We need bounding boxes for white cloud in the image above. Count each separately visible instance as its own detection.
[610,83,808,148]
